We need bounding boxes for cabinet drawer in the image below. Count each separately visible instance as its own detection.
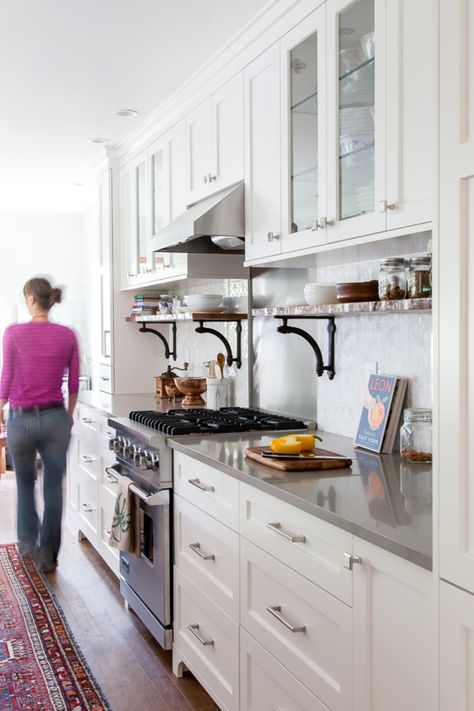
[174,452,239,530]
[98,498,119,576]
[174,494,239,621]
[99,364,114,394]
[78,472,99,539]
[240,482,352,605]
[241,539,352,711]
[240,628,328,711]
[174,567,239,711]
[77,439,101,483]
[76,405,101,433]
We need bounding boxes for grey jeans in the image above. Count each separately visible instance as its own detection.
[7,406,72,565]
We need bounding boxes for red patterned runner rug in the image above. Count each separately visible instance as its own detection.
[0,542,110,710]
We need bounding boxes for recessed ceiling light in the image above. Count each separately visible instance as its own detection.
[90,137,110,144]
[114,108,139,118]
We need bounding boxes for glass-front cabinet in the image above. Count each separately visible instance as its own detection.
[281,6,326,253]
[326,0,385,241]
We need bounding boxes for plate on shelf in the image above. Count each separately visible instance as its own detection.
[177,306,226,313]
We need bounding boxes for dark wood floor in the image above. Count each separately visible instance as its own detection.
[0,471,219,711]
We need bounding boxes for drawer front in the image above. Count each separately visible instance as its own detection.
[77,438,101,483]
[76,404,101,433]
[174,452,239,530]
[174,567,239,711]
[78,471,99,538]
[240,482,353,605]
[98,498,119,576]
[99,364,114,394]
[241,539,352,711]
[175,494,239,621]
[240,629,328,711]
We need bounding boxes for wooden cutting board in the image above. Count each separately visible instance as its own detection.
[245,446,352,471]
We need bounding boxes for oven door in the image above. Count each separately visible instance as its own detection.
[106,464,171,646]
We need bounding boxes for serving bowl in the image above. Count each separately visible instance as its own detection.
[183,294,222,310]
[304,283,337,306]
[174,377,207,406]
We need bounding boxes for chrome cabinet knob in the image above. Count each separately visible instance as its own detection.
[267,232,280,242]
[203,175,208,183]
[318,217,334,229]
[379,200,396,212]
[208,173,217,182]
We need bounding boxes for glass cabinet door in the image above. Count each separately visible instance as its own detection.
[152,144,168,237]
[327,0,385,242]
[338,0,374,221]
[281,7,326,252]
[135,155,149,274]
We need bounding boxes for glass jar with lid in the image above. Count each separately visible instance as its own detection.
[407,255,432,298]
[378,257,407,300]
[400,408,432,462]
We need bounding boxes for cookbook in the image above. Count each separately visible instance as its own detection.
[354,374,407,453]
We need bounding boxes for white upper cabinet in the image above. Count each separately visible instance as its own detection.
[97,169,112,364]
[186,73,244,205]
[281,5,328,253]
[244,44,281,262]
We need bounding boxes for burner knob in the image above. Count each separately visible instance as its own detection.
[111,437,122,453]
[132,444,142,462]
[138,455,148,470]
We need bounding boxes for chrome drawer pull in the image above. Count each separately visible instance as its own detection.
[104,471,118,484]
[266,522,306,543]
[187,623,214,646]
[188,478,215,492]
[266,605,306,634]
[105,529,112,535]
[189,542,215,561]
[81,417,93,424]
[343,552,362,570]
[80,455,96,463]
[81,503,95,513]
[104,430,114,439]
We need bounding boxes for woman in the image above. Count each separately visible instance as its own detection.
[0,277,79,573]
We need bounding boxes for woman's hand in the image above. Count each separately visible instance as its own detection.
[0,399,7,428]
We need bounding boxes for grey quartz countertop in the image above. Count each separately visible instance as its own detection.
[77,390,171,417]
[169,431,433,570]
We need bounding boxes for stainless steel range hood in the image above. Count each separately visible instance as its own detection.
[147,181,245,255]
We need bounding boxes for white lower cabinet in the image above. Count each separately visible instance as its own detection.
[352,537,435,711]
[440,580,474,710]
[173,567,239,711]
[240,628,328,711]
[66,404,119,577]
[172,454,435,711]
[241,538,352,711]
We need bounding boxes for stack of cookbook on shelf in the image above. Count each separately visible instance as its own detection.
[354,373,408,454]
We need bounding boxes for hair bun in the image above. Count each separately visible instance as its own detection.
[50,287,63,305]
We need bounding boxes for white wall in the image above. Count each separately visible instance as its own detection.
[0,211,92,376]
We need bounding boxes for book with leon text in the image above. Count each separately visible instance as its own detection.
[354,374,398,453]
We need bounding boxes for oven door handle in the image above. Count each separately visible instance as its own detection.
[105,465,169,507]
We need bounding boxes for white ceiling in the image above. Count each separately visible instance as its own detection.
[0,0,270,214]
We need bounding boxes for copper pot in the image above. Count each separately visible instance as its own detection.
[164,383,184,401]
[174,377,207,406]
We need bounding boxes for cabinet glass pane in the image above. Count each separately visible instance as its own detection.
[290,32,318,234]
[152,148,167,236]
[338,0,374,221]
[136,161,147,273]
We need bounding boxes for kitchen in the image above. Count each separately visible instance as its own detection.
[0,0,469,709]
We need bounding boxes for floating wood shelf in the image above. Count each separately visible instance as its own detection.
[126,312,247,323]
[252,297,432,318]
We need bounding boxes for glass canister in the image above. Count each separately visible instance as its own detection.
[400,408,432,462]
[378,257,407,300]
[407,255,432,298]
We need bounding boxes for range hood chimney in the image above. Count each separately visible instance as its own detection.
[148,181,245,255]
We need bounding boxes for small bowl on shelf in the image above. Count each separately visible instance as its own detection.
[336,280,379,303]
[304,283,337,306]
[174,377,207,406]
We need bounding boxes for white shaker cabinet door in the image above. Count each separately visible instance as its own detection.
[438,0,474,596]
[213,73,244,192]
[385,0,433,230]
[352,538,436,711]
[244,43,281,261]
[186,97,213,205]
[440,580,474,711]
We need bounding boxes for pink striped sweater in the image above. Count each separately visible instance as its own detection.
[0,322,80,408]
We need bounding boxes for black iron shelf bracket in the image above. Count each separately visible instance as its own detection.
[275,315,336,379]
[194,320,243,369]
[138,321,177,361]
